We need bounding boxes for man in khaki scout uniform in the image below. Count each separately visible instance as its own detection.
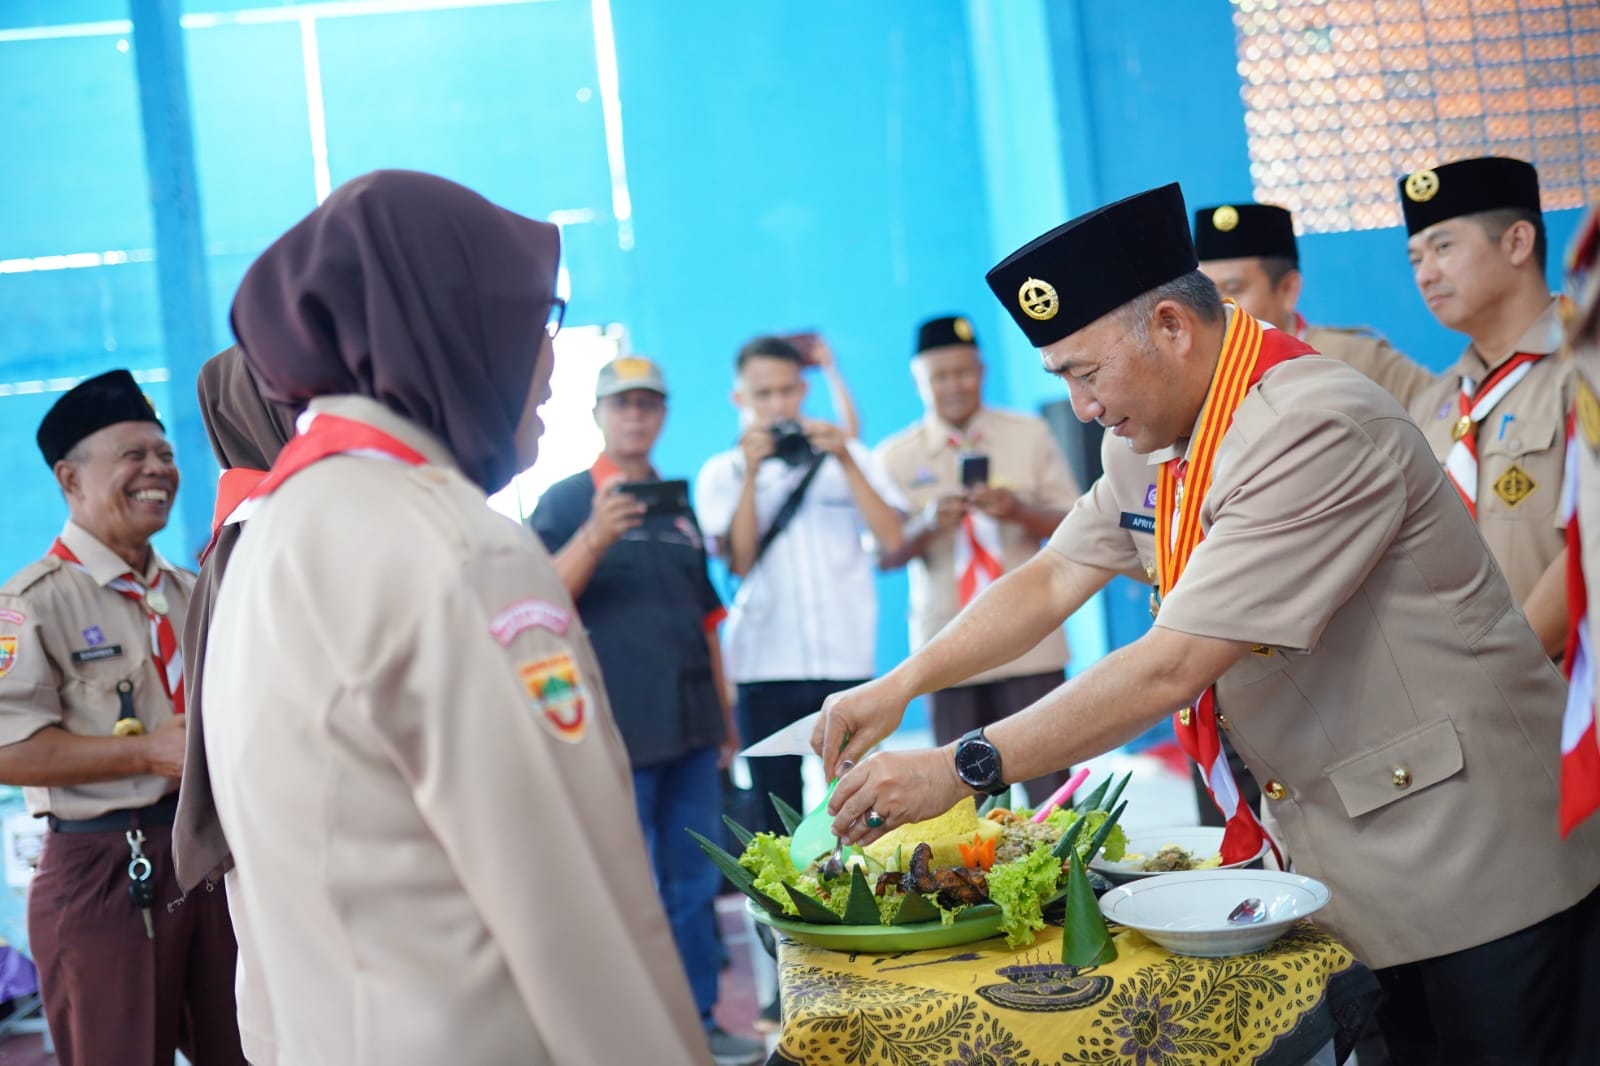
[1193,201,1435,411]
[0,370,247,1066]
[204,170,711,1066]
[1393,156,1573,655]
[815,183,1600,1064]
[874,315,1079,803]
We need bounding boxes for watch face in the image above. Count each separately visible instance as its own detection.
[958,739,1001,788]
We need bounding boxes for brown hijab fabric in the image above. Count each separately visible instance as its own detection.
[230,169,561,494]
[173,346,296,892]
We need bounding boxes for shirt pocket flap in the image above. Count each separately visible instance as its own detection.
[1478,413,1558,459]
[1325,718,1463,818]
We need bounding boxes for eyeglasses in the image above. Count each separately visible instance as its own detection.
[544,297,567,340]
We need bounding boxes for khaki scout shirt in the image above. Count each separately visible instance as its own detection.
[1299,323,1439,410]
[1049,351,1600,969]
[202,396,710,1066]
[0,520,192,820]
[1316,302,1571,602]
[874,407,1079,684]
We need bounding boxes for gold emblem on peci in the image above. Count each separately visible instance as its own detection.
[1578,377,1600,450]
[1492,463,1537,509]
[1212,205,1240,232]
[1018,277,1059,321]
[953,317,974,342]
[1405,169,1440,203]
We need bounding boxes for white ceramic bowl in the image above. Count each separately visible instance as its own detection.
[1098,869,1331,957]
[1090,825,1269,884]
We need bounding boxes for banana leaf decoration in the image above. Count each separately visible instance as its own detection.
[1060,849,1117,967]
[842,867,882,925]
[769,794,804,836]
[684,829,787,917]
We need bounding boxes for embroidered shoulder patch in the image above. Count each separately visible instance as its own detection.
[0,609,24,627]
[0,636,17,679]
[490,599,572,646]
[519,654,588,743]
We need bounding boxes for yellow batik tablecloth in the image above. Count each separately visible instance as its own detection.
[769,921,1361,1066]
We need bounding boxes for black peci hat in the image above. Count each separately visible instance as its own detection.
[914,315,979,355]
[36,370,163,467]
[986,183,1198,348]
[1398,156,1542,236]
[1193,203,1298,262]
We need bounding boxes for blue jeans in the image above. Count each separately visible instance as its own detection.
[632,745,722,1026]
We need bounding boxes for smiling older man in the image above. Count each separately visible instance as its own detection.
[0,370,246,1066]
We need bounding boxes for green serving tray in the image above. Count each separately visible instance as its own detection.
[747,898,1009,953]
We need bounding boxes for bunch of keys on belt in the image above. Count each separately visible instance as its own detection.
[126,829,154,939]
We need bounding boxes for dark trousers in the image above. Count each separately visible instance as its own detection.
[1190,731,1263,828]
[29,822,247,1066]
[1372,885,1600,1065]
[926,670,1071,806]
[737,679,867,837]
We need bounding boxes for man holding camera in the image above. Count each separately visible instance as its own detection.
[530,356,760,1066]
[874,316,1081,803]
[695,335,904,838]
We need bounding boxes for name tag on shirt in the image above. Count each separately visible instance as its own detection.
[1119,512,1156,534]
[70,645,124,664]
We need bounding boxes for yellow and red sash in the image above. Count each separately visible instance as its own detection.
[1156,307,1314,864]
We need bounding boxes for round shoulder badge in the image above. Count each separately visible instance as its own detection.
[519,653,589,743]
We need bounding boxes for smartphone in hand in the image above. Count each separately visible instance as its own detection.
[616,479,691,516]
[958,454,990,488]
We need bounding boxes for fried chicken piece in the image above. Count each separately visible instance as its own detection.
[897,842,990,908]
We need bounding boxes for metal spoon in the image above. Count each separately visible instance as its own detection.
[1227,897,1265,924]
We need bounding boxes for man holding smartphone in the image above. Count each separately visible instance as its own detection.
[875,316,1082,804]
[530,356,761,1066]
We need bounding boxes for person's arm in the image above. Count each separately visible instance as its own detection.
[0,719,185,786]
[967,487,1067,541]
[810,339,861,440]
[1522,547,1568,658]
[707,627,737,767]
[549,482,645,599]
[721,427,775,577]
[877,494,965,571]
[804,423,904,553]
[831,625,1248,839]
[815,547,1115,776]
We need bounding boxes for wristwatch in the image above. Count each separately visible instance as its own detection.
[954,728,1008,796]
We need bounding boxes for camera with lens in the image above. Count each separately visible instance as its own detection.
[769,419,817,466]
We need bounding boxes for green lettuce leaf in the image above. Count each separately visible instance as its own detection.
[985,843,1064,948]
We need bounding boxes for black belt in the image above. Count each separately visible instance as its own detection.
[47,793,178,835]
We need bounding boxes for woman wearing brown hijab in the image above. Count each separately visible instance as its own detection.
[201,171,711,1066]
[174,344,295,1064]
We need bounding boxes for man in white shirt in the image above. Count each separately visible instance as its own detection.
[695,335,905,835]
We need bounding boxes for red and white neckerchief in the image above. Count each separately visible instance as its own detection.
[1157,308,1314,865]
[1559,415,1600,836]
[50,541,184,715]
[197,467,268,563]
[1442,351,1545,518]
[244,411,428,506]
[949,430,1003,607]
